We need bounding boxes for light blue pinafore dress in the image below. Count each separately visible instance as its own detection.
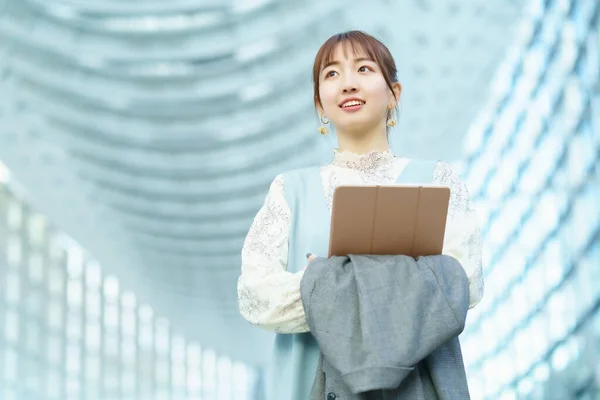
[268,159,436,400]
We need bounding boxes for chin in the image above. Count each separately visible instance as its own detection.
[336,120,377,135]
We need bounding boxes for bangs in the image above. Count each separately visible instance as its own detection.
[316,34,381,72]
[312,30,398,107]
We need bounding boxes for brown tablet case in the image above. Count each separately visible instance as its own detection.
[328,185,451,258]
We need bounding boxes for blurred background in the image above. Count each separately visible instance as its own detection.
[0,0,598,399]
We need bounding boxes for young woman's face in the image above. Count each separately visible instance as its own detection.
[317,43,398,134]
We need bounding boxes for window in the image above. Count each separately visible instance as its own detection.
[48,267,64,296]
[47,334,63,365]
[7,201,22,230]
[67,279,83,308]
[28,214,46,246]
[103,275,120,302]
[4,309,19,343]
[5,271,20,304]
[6,235,22,268]
[25,320,42,354]
[28,253,44,284]
[86,261,102,288]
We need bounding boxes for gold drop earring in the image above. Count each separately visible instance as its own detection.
[386,108,397,127]
[318,114,330,135]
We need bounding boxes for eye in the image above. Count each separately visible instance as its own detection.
[324,70,338,78]
[358,65,373,72]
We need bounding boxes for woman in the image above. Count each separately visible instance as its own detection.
[238,30,483,399]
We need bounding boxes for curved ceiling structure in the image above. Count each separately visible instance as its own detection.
[0,0,525,365]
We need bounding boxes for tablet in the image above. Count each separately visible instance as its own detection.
[328,185,451,258]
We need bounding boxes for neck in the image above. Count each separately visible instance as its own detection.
[336,123,389,154]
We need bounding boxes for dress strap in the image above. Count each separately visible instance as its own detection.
[396,159,437,184]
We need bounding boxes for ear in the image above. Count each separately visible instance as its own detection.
[315,96,325,116]
[390,82,402,108]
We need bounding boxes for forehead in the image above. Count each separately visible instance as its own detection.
[321,41,374,68]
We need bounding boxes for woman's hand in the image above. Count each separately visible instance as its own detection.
[304,253,317,271]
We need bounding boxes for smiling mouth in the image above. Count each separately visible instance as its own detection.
[340,100,366,108]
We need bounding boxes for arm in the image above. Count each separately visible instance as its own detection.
[434,162,484,309]
[237,174,309,334]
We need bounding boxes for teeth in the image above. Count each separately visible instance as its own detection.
[342,100,364,108]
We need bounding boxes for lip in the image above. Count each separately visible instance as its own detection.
[339,97,366,108]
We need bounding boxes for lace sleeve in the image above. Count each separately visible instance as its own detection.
[237,174,309,333]
[434,162,484,309]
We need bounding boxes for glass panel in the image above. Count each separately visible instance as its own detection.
[172,364,186,389]
[7,201,22,230]
[217,356,232,400]
[25,320,42,354]
[104,332,120,358]
[66,376,81,398]
[155,318,170,356]
[28,213,46,246]
[104,303,120,329]
[67,247,84,278]
[121,291,136,310]
[66,312,82,342]
[86,291,102,320]
[121,338,137,365]
[67,279,83,308]
[104,275,120,301]
[4,309,19,343]
[155,358,170,386]
[202,349,217,397]
[47,335,63,365]
[85,355,101,381]
[139,304,153,323]
[103,363,120,391]
[66,343,81,375]
[4,346,18,382]
[48,267,65,296]
[6,235,21,268]
[122,311,136,338]
[121,369,136,393]
[48,300,64,331]
[85,322,101,352]
[28,253,45,284]
[46,369,63,399]
[172,334,186,362]
[5,271,20,304]
[86,261,102,288]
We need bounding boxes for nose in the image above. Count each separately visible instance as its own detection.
[341,73,358,94]
[342,85,358,94]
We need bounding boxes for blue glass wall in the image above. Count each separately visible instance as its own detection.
[459,1,600,398]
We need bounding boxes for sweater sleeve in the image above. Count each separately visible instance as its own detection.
[237,174,309,334]
[434,161,484,309]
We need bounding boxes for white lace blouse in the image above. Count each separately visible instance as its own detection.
[237,150,484,334]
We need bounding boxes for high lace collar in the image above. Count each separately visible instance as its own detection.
[332,148,396,170]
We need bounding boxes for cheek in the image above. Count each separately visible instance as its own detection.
[366,79,391,105]
[319,84,338,111]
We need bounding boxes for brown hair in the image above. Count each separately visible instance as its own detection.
[312,30,399,109]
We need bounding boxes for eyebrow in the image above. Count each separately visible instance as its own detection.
[322,57,375,70]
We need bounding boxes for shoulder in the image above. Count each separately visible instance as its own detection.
[404,157,466,192]
[430,160,473,212]
[267,166,315,188]
[432,160,463,186]
[265,166,318,200]
[278,166,322,189]
[399,158,456,183]
[280,166,322,179]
